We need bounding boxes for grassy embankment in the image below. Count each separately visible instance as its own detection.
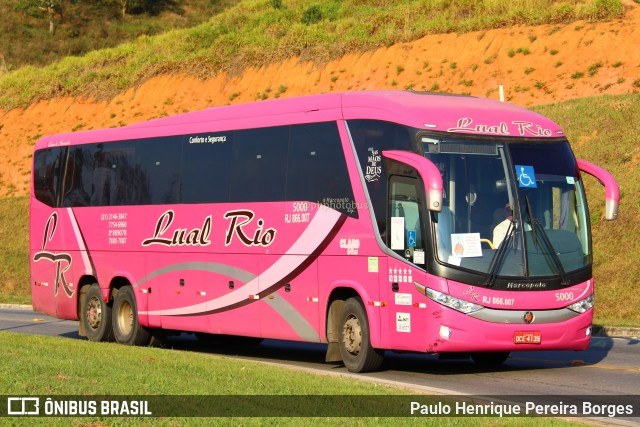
[0,0,625,110]
[0,332,591,426]
[0,0,238,70]
[0,196,28,304]
[535,94,640,327]
[1,94,639,325]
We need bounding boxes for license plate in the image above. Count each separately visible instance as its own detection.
[514,331,541,344]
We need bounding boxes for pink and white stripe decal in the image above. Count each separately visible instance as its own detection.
[139,207,343,316]
[67,208,94,276]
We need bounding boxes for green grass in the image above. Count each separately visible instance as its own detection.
[0,0,626,110]
[534,94,640,326]
[0,196,29,304]
[0,0,238,71]
[0,332,591,426]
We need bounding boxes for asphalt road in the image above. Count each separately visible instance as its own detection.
[2,306,639,424]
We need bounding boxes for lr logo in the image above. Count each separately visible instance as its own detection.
[7,397,40,415]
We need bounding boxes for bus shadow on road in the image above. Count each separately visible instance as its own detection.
[144,333,616,375]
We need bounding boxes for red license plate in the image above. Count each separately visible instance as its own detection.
[514,331,541,344]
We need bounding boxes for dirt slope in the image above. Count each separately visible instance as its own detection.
[0,3,639,198]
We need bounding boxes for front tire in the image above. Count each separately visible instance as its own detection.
[112,285,151,346]
[81,283,114,342]
[338,297,384,373]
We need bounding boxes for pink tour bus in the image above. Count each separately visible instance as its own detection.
[30,91,619,372]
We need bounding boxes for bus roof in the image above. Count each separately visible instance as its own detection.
[35,91,564,150]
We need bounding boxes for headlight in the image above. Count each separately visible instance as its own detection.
[423,287,483,314]
[566,294,594,313]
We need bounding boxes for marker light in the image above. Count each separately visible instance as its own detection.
[423,288,483,314]
[566,294,594,314]
[440,325,452,339]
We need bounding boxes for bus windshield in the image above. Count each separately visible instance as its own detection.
[424,137,591,281]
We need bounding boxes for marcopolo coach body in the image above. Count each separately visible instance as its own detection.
[30,91,618,372]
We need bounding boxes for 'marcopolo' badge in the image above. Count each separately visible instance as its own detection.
[523,311,535,324]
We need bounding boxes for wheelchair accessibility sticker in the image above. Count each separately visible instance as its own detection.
[407,230,417,247]
[516,165,537,188]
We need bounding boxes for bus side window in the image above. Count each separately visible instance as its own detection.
[61,147,91,207]
[33,147,65,207]
[230,126,288,203]
[181,132,232,204]
[136,137,182,205]
[287,122,356,217]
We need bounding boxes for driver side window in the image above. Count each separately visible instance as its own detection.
[388,175,426,266]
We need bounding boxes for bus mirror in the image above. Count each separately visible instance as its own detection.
[577,159,619,221]
[382,150,443,212]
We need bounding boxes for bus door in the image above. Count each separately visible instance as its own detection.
[385,173,430,351]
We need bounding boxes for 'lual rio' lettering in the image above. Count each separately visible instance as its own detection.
[512,120,553,137]
[447,117,511,136]
[224,209,276,247]
[448,118,553,137]
[142,210,212,247]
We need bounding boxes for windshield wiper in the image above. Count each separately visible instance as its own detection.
[524,195,568,286]
[483,219,516,287]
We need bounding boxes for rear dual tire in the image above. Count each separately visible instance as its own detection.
[82,283,114,342]
[112,285,151,346]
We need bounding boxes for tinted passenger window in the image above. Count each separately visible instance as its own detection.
[45,121,356,214]
[33,147,65,207]
[287,122,356,216]
[136,137,181,204]
[61,146,92,207]
[230,126,288,202]
[88,142,136,206]
[181,132,232,203]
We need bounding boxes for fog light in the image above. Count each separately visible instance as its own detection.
[440,325,452,339]
[586,326,592,337]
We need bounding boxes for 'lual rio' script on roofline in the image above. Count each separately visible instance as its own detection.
[447,117,555,137]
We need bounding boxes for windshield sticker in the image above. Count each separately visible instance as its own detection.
[407,230,417,247]
[448,255,462,266]
[413,249,425,265]
[451,233,483,257]
[390,217,405,250]
[516,165,537,188]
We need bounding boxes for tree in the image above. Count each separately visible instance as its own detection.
[110,0,150,18]
[15,0,76,34]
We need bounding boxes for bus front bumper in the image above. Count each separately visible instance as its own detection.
[424,307,593,353]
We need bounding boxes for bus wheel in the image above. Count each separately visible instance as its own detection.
[113,286,151,346]
[471,352,510,366]
[81,283,114,342]
[338,297,384,373]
